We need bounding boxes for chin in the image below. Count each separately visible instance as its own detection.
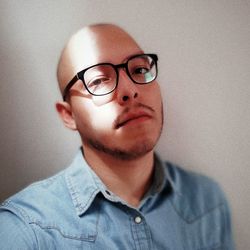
[124,137,157,158]
[85,135,157,161]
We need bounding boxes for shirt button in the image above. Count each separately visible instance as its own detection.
[134,216,142,224]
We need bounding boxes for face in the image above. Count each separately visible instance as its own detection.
[65,26,163,160]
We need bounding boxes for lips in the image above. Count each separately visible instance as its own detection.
[115,110,153,129]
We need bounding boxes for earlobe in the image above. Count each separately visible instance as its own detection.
[55,101,77,130]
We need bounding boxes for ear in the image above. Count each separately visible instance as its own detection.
[55,101,77,130]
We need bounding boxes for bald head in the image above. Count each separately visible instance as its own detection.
[57,23,141,96]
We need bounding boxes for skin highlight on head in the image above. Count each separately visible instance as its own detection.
[57,24,142,95]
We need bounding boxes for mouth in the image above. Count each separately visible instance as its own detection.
[115,112,152,129]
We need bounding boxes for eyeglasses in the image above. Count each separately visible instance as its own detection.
[62,53,158,101]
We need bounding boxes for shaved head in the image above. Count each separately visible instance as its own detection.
[56,23,140,96]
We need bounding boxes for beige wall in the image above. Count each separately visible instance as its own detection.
[0,1,249,249]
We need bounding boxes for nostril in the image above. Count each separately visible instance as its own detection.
[122,96,129,101]
[122,93,138,102]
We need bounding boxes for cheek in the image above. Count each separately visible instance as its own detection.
[72,100,117,132]
[148,84,163,123]
[145,83,162,108]
[92,94,114,106]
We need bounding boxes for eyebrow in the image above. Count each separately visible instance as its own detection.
[80,51,145,70]
[121,50,144,63]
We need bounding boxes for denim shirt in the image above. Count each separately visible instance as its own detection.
[0,150,234,250]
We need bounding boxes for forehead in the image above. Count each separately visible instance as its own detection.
[68,26,143,72]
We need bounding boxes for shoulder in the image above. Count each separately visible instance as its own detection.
[166,161,224,200]
[165,162,230,223]
[0,169,70,224]
[0,170,67,247]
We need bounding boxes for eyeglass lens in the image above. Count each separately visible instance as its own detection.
[127,54,156,83]
[83,54,157,96]
[84,65,117,96]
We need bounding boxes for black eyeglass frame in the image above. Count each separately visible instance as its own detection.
[62,53,158,101]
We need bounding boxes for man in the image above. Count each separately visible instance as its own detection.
[0,24,234,249]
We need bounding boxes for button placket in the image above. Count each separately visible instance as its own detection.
[130,213,152,250]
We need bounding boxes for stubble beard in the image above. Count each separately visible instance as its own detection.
[82,103,164,161]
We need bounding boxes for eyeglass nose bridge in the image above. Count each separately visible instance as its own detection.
[113,62,133,84]
[115,62,129,73]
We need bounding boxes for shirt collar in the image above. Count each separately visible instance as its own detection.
[65,149,175,216]
[64,149,100,216]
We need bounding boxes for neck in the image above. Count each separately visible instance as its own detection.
[82,145,155,208]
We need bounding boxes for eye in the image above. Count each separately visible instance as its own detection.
[87,77,110,87]
[92,78,106,85]
[133,67,150,74]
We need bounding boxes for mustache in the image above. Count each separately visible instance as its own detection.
[113,103,155,129]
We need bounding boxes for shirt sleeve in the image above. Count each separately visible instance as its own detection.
[222,196,235,250]
[0,201,37,250]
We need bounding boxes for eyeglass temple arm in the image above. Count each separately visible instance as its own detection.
[151,54,158,62]
[62,75,79,101]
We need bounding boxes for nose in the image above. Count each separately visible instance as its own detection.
[116,69,139,105]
